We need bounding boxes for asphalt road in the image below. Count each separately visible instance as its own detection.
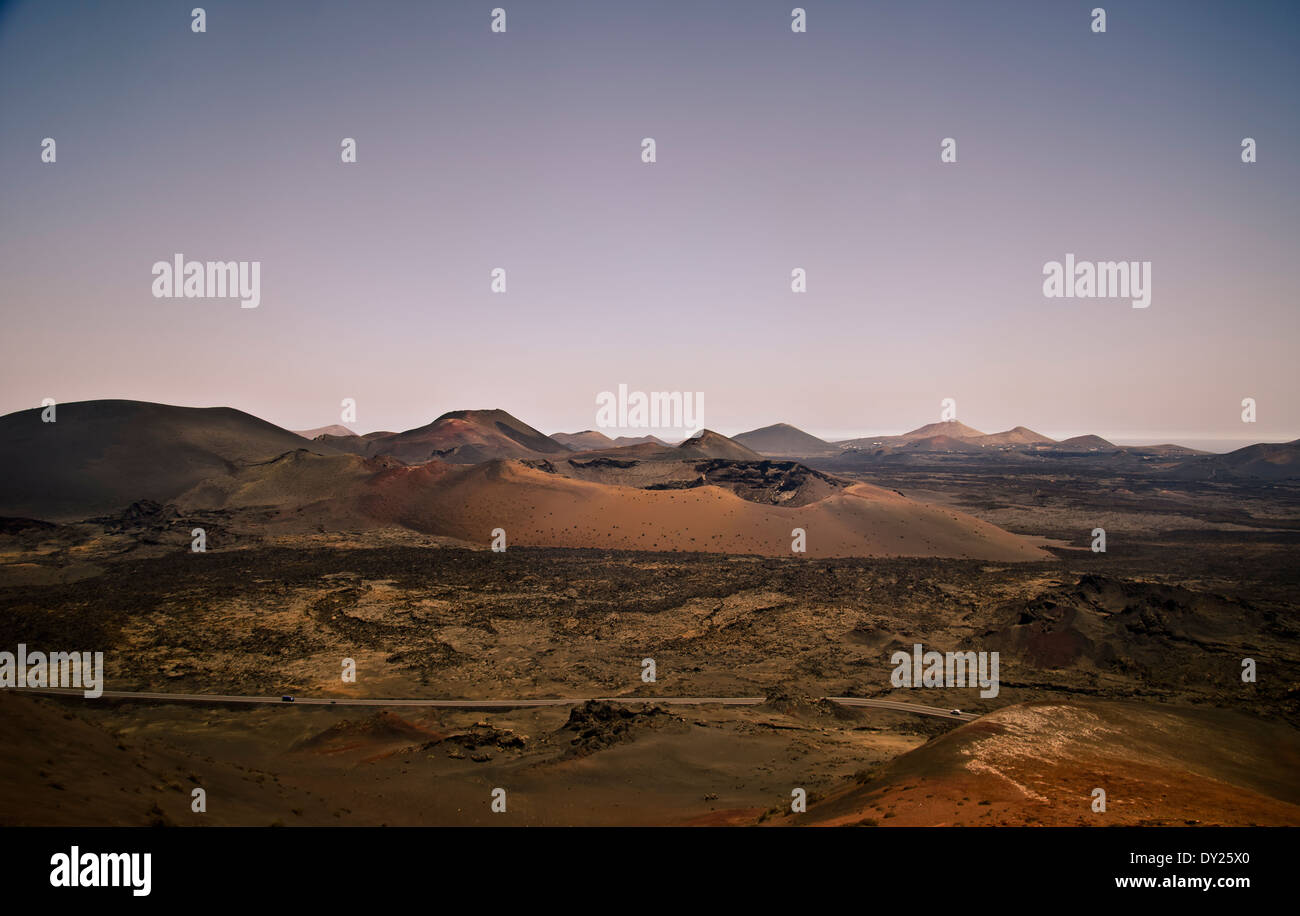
[825,696,979,721]
[16,687,979,720]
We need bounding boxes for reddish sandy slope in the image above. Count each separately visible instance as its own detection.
[182,454,1049,561]
[776,700,1300,826]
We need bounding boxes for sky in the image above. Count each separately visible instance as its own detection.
[1,0,1297,445]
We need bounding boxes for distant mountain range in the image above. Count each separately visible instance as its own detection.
[1,400,1295,526]
[551,430,667,450]
[0,399,1063,561]
[285,413,1281,467]
[837,421,1079,451]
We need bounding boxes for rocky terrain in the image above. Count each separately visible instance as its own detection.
[1,457,1296,826]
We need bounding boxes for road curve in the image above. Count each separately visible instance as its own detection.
[826,696,979,721]
[14,687,979,720]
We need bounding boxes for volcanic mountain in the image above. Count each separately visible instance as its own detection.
[835,421,987,450]
[899,434,986,453]
[292,424,355,439]
[0,400,340,520]
[1053,434,1118,451]
[0,398,1097,560]
[1170,438,1300,481]
[0,396,1053,560]
[612,434,668,447]
[973,426,1056,447]
[900,420,987,440]
[311,430,397,456]
[361,409,570,464]
[674,430,763,461]
[550,430,616,451]
[733,423,835,457]
[837,422,1061,453]
[571,429,763,462]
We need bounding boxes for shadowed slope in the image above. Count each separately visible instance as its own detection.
[0,400,337,520]
[733,423,835,457]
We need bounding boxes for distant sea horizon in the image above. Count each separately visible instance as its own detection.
[795,432,1294,454]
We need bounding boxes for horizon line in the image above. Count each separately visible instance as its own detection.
[6,397,1295,454]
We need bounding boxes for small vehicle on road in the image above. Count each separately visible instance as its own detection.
[950,708,962,715]
[281,695,295,703]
